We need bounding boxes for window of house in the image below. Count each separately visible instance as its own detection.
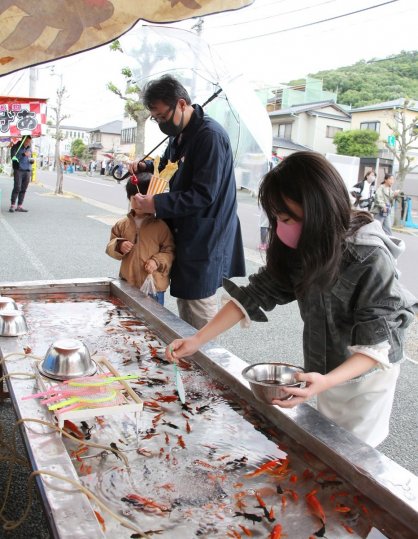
[360,121,380,132]
[121,127,136,144]
[326,126,343,138]
[277,123,292,139]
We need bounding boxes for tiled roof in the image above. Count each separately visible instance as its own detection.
[269,100,350,118]
[272,137,312,151]
[351,98,418,112]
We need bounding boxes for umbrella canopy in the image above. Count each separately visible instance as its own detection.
[0,0,253,76]
[120,25,272,193]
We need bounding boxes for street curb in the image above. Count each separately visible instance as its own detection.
[393,226,418,237]
[36,181,126,216]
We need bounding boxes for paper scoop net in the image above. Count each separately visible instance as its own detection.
[147,156,178,195]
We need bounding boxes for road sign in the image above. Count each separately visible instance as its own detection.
[387,135,396,147]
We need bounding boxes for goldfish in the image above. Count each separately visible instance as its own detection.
[305,489,326,537]
[94,510,106,532]
[335,505,351,513]
[244,458,283,478]
[122,493,170,513]
[63,420,84,439]
[238,524,253,536]
[234,511,262,523]
[177,435,186,449]
[270,523,283,539]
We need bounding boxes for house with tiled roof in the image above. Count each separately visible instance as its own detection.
[350,98,418,194]
[88,120,122,162]
[269,100,351,157]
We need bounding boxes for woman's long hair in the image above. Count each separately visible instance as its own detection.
[259,151,372,295]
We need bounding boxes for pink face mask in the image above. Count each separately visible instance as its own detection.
[276,219,303,249]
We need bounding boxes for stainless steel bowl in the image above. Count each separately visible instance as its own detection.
[38,338,96,380]
[242,362,305,404]
[0,296,18,313]
[0,309,28,336]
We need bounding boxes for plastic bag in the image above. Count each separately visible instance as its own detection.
[140,274,157,296]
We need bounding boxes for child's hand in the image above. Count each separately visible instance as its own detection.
[166,337,200,363]
[144,258,158,274]
[120,241,134,254]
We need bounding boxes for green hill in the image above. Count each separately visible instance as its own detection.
[289,50,418,108]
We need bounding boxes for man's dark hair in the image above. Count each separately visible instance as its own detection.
[142,75,191,110]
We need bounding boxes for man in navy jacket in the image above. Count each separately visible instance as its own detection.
[130,75,245,329]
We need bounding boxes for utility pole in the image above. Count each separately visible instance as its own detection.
[29,67,38,96]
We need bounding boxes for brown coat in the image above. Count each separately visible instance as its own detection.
[106,212,175,292]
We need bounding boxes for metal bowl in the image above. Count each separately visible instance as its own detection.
[0,296,18,313]
[38,338,96,380]
[242,362,305,404]
[0,309,28,336]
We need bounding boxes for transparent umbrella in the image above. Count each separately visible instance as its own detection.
[120,24,272,194]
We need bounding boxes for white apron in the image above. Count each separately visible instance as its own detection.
[317,363,400,447]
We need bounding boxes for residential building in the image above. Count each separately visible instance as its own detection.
[350,98,418,193]
[269,101,351,157]
[88,120,122,162]
[38,124,91,167]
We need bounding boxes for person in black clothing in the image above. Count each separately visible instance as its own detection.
[9,135,33,212]
[128,75,245,329]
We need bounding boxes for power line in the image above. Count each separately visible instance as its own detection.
[209,0,338,28]
[214,0,399,45]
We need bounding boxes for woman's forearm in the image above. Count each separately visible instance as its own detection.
[323,353,378,388]
[194,301,245,347]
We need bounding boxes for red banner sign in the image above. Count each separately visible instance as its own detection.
[0,96,47,139]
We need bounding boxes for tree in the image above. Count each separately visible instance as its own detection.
[50,85,69,195]
[71,138,86,159]
[384,99,418,192]
[333,129,379,157]
[295,50,418,108]
[107,38,175,157]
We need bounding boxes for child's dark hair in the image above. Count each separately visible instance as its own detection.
[125,172,152,198]
[259,151,372,295]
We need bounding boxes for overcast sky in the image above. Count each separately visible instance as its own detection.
[0,0,416,128]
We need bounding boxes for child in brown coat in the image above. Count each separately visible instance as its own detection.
[106,174,174,304]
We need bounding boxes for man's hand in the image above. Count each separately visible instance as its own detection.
[144,258,158,274]
[128,160,147,175]
[133,193,155,214]
[120,241,134,255]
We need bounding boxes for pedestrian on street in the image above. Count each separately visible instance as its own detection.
[9,135,33,212]
[166,152,416,447]
[105,174,175,306]
[350,169,376,210]
[128,74,245,329]
[372,173,400,235]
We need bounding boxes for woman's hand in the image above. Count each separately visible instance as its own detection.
[145,259,158,274]
[165,336,201,363]
[120,241,134,255]
[272,372,329,408]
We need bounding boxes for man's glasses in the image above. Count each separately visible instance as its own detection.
[150,105,176,124]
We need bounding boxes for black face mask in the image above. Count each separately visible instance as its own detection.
[159,107,184,137]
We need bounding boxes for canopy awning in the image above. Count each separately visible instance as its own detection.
[0,0,253,76]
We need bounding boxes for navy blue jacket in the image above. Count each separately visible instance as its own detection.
[151,104,245,300]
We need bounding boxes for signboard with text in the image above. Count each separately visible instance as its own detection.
[0,96,47,139]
